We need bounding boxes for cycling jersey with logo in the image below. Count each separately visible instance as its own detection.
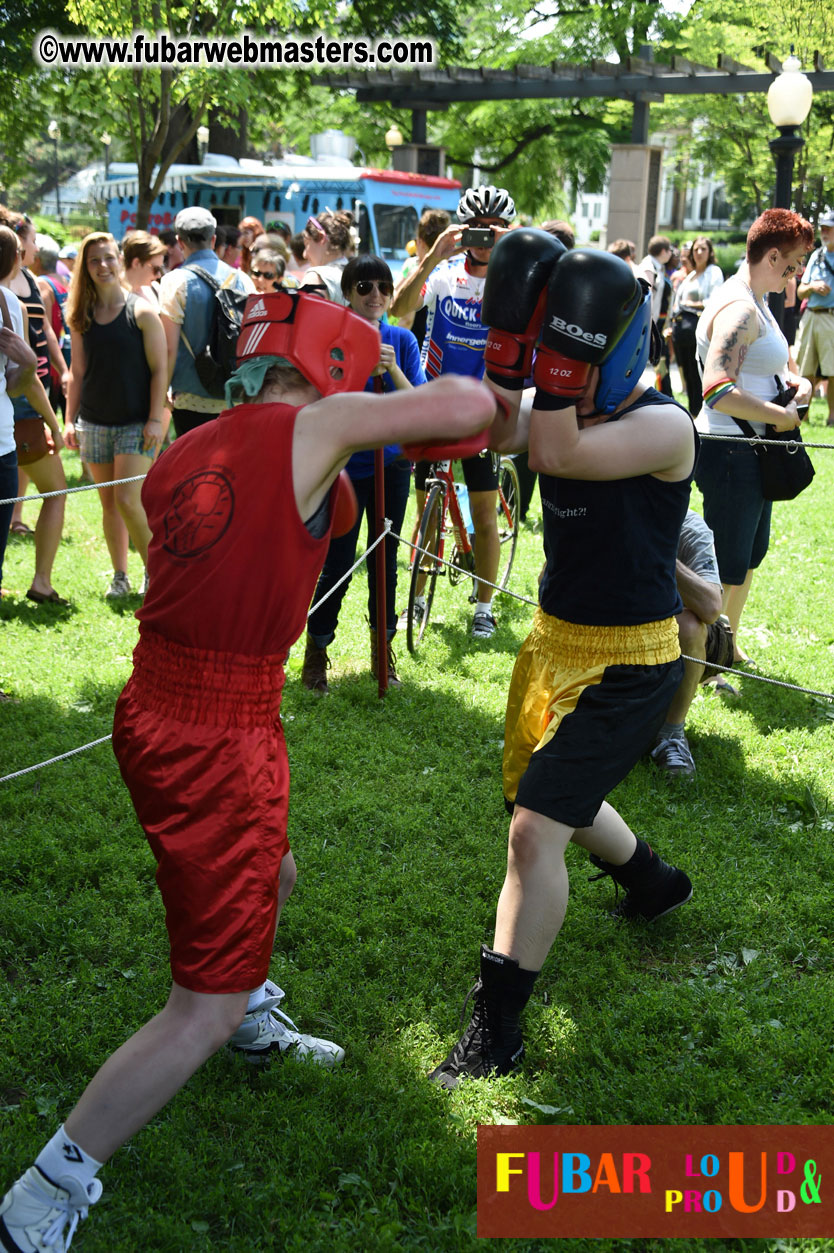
[420,255,487,380]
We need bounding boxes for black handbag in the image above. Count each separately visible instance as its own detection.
[731,378,815,502]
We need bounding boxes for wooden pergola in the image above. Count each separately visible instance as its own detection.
[325,51,834,144]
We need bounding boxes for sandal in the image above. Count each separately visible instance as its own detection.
[712,675,739,696]
[26,588,70,606]
[10,521,34,537]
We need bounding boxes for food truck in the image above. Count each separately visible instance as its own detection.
[103,137,461,268]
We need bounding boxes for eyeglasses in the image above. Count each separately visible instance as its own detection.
[354,279,393,297]
[305,216,325,240]
[251,269,277,280]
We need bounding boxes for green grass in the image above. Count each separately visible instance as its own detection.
[2,406,834,1253]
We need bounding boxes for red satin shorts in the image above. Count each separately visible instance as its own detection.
[112,630,290,995]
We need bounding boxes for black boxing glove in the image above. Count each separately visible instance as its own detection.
[533,249,641,410]
[482,229,566,389]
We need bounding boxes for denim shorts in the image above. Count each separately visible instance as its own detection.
[77,419,147,463]
[694,437,772,585]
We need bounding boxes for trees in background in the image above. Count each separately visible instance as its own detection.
[1,0,831,228]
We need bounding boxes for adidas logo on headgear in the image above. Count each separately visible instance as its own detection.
[238,322,270,356]
[247,298,268,319]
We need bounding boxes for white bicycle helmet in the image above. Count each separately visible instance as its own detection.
[457,185,516,224]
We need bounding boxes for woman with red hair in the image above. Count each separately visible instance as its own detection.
[695,208,814,665]
[237,215,264,276]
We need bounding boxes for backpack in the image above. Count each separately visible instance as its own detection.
[181,264,249,399]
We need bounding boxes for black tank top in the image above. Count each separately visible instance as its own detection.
[17,269,50,382]
[538,389,698,626]
[79,293,151,427]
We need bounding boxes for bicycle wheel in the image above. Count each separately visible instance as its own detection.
[496,456,520,589]
[407,482,444,653]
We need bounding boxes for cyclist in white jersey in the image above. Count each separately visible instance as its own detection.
[391,185,515,639]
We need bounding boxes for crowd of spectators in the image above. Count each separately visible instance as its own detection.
[0,198,825,743]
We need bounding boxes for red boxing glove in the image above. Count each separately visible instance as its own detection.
[236,291,380,397]
[533,347,590,405]
[401,428,489,463]
[329,470,358,538]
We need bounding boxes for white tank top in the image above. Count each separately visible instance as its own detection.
[695,275,789,436]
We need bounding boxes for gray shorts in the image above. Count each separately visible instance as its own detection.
[77,419,147,464]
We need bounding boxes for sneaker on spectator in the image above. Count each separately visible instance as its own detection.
[229,980,344,1067]
[105,571,131,599]
[0,1165,102,1253]
[471,609,497,639]
[650,735,696,778]
[398,597,425,632]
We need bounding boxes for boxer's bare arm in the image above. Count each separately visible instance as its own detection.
[292,374,496,522]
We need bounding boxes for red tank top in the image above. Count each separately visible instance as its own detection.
[137,403,330,656]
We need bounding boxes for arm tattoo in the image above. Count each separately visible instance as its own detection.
[712,307,753,378]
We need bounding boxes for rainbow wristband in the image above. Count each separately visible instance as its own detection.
[703,378,736,409]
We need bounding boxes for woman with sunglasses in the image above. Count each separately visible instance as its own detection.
[250,249,287,293]
[299,210,353,305]
[302,255,425,691]
[122,231,167,306]
[65,233,167,598]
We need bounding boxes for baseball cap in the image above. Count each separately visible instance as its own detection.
[174,206,217,234]
[819,211,834,228]
[58,244,78,259]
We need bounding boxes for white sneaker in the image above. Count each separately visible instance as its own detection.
[105,571,131,599]
[228,980,345,1068]
[0,1166,102,1253]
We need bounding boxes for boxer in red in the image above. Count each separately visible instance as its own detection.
[1,292,500,1253]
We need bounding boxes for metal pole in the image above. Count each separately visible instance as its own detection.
[768,127,804,330]
[54,139,62,223]
[373,448,388,697]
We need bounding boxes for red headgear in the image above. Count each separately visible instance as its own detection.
[235,290,380,396]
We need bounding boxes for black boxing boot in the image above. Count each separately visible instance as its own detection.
[429,946,538,1090]
[590,838,692,921]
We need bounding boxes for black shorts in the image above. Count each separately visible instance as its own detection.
[413,452,499,494]
[504,610,682,829]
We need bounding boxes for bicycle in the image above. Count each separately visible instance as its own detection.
[405,453,520,653]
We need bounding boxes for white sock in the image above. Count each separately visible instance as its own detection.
[35,1125,102,1192]
[247,982,267,1012]
[476,601,493,617]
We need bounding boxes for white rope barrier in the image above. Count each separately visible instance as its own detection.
[4,488,834,787]
[394,530,834,699]
[3,432,834,507]
[697,432,832,449]
[391,528,538,609]
[0,524,392,785]
[0,474,147,508]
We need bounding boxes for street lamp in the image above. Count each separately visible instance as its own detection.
[384,124,403,171]
[766,53,813,328]
[47,120,61,222]
[767,53,813,207]
[197,125,210,164]
[100,131,112,181]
